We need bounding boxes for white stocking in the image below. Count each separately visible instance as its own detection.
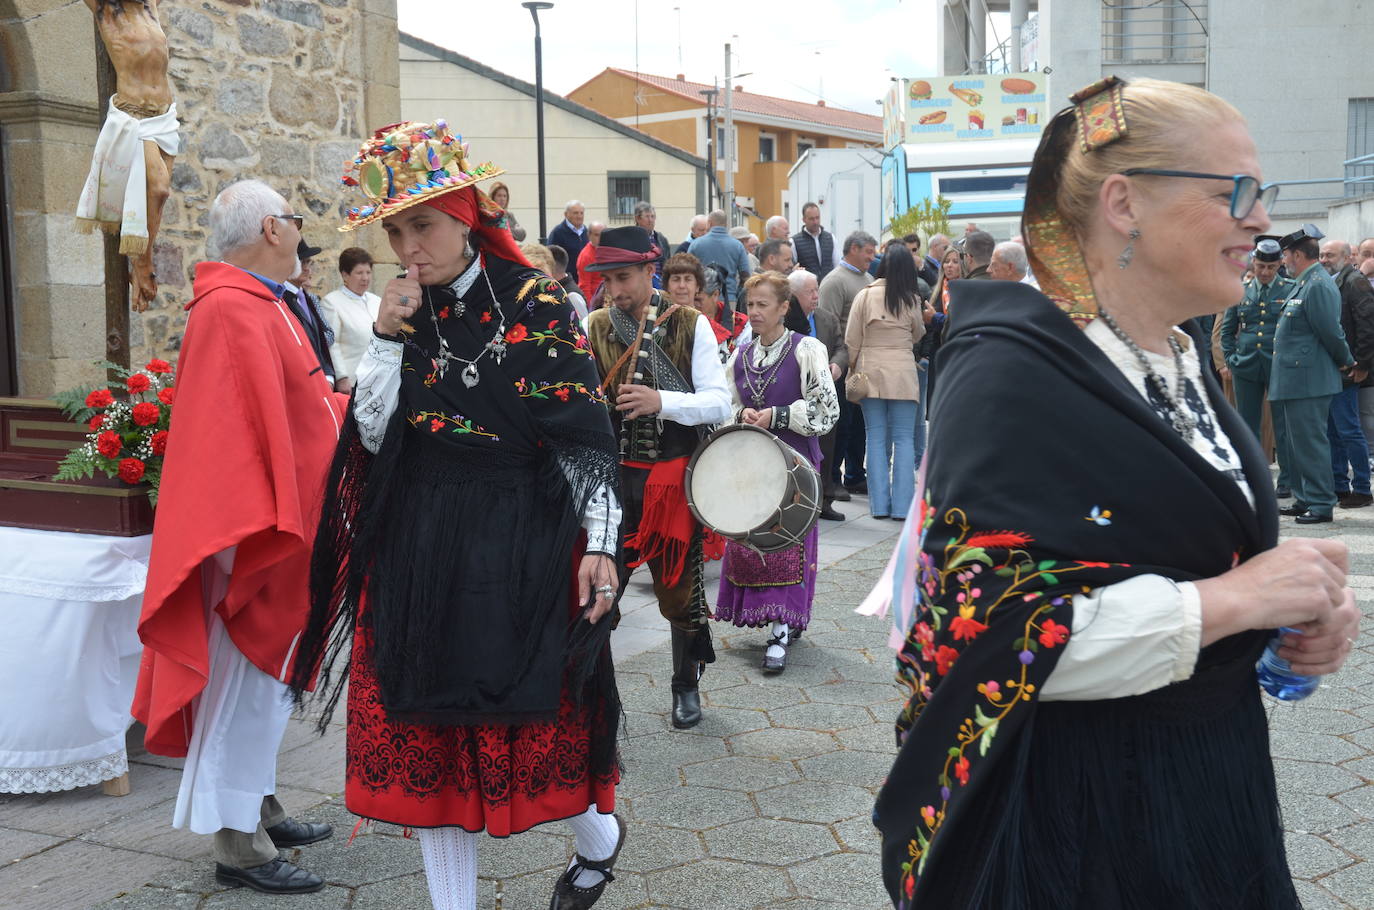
[565,805,620,888]
[418,826,479,910]
[767,622,790,660]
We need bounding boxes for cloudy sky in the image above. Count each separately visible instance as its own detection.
[397,0,947,117]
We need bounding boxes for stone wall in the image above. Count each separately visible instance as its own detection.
[0,0,401,397]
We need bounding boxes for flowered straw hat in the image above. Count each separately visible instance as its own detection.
[339,120,504,232]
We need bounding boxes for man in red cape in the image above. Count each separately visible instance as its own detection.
[133,179,346,895]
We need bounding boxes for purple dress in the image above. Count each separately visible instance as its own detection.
[714,332,822,631]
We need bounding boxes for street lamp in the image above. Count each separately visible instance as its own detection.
[523,1,554,243]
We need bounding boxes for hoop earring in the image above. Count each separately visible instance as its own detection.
[1118,229,1141,269]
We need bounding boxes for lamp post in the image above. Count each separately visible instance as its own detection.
[523,1,554,243]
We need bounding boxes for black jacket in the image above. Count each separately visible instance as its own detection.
[792,228,836,281]
[283,287,336,384]
[1335,265,1374,387]
[547,222,589,282]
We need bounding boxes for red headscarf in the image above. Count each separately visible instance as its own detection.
[421,185,531,268]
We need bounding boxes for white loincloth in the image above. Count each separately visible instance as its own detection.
[171,549,293,836]
[76,99,181,256]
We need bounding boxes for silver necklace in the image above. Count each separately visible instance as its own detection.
[424,260,510,388]
[1096,305,1196,442]
[742,331,794,408]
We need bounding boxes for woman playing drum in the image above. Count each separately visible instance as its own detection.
[714,271,840,672]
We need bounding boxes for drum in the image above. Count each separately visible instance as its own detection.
[685,424,822,553]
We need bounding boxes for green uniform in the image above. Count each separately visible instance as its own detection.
[1269,262,1354,517]
[1220,274,1293,437]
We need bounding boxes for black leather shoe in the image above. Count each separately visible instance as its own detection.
[1295,511,1334,524]
[831,487,852,502]
[819,506,845,521]
[1275,486,1293,499]
[847,480,868,495]
[549,814,627,909]
[215,859,324,894]
[762,635,788,674]
[671,688,702,729]
[1278,504,1308,517]
[1339,492,1373,508]
[266,817,333,848]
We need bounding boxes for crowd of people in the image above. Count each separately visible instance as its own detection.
[127,79,1369,910]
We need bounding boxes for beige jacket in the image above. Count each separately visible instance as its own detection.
[844,280,925,401]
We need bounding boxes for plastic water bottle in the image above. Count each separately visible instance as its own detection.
[1256,627,1322,701]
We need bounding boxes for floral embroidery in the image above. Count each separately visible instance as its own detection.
[408,410,500,441]
[514,378,606,405]
[892,503,1132,901]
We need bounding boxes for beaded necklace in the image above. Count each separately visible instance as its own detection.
[741,330,795,408]
[423,256,510,388]
[1096,305,1196,442]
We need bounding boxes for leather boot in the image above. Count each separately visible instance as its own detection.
[669,627,703,729]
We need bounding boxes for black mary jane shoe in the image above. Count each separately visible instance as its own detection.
[671,689,702,729]
[266,817,333,848]
[215,858,324,894]
[762,634,788,674]
[549,814,627,909]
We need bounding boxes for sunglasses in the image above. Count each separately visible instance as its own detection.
[269,213,304,229]
[1117,169,1279,220]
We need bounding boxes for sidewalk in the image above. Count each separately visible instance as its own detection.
[3,497,1374,908]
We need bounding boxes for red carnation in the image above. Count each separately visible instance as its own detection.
[117,457,145,484]
[88,415,105,431]
[554,387,571,401]
[157,386,176,405]
[1038,619,1069,649]
[96,430,122,458]
[145,359,172,374]
[505,323,529,344]
[125,373,151,394]
[131,402,160,427]
[85,388,114,409]
[150,430,169,455]
[934,645,960,677]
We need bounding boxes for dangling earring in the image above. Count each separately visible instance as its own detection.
[463,234,475,259]
[1118,229,1141,269]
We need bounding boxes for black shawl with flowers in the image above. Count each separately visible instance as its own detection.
[292,251,621,776]
[874,279,1289,909]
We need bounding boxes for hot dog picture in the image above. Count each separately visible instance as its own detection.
[1002,78,1037,95]
[950,87,983,107]
[918,110,947,125]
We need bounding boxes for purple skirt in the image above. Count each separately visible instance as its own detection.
[713,525,819,630]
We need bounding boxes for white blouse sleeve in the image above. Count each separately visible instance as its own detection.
[657,315,734,427]
[353,334,403,454]
[1039,574,1203,701]
[724,347,745,422]
[554,456,620,557]
[772,336,840,437]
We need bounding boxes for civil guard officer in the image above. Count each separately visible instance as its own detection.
[1220,236,1295,493]
[1270,224,1356,524]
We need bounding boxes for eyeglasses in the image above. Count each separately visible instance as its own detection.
[269,214,304,229]
[1117,169,1279,220]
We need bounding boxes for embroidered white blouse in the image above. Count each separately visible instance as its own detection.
[319,286,381,384]
[724,332,840,437]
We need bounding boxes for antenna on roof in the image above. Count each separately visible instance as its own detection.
[674,6,683,73]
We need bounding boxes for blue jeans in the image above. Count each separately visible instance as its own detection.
[860,397,917,518]
[914,361,929,471]
[1329,385,1372,495]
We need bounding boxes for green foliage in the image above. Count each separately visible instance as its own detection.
[889,196,954,245]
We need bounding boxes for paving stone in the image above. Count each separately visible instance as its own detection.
[704,817,837,866]
[618,756,686,798]
[673,705,774,739]
[0,827,63,865]
[1266,706,1372,736]
[799,750,895,790]
[91,887,203,909]
[835,723,899,754]
[1280,789,1363,835]
[202,884,352,908]
[297,822,426,886]
[1327,820,1374,861]
[682,756,801,793]
[1269,730,1369,764]
[81,802,215,860]
[804,681,905,707]
[755,781,873,826]
[614,823,706,874]
[630,785,757,830]
[1291,879,1357,910]
[1273,758,1368,797]
[498,867,651,909]
[730,728,839,760]
[768,703,874,732]
[796,630,889,652]
[0,840,193,910]
[790,851,889,904]
[476,829,570,879]
[1285,831,1357,879]
[830,815,881,854]
[0,764,181,837]
[351,870,490,909]
[646,858,791,909]
[626,732,728,768]
[707,682,809,711]
[1312,859,1374,908]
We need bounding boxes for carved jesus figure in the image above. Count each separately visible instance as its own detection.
[77,0,178,312]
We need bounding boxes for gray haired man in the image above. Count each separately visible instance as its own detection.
[988,241,1029,282]
[633,200,670,274]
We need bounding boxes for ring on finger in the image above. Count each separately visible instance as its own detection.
[399,294,410,306]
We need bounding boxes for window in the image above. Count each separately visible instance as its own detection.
[1349,99,1374,198]
[607,171,650,224]
[713,124,740,171]
[1102,0,1207,64]
[758,133,776,162]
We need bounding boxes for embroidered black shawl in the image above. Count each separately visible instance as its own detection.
[875,279,1286,908]
[291,251,621,776]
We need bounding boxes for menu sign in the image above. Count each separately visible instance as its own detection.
[906,73,1047,144]
[883,79,908,150]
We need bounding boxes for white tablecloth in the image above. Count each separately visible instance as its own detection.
[0,526,151,793]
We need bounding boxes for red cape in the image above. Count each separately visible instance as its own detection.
[132,262,348,756]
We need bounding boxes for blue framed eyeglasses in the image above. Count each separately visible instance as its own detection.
[1118,169,1279,220]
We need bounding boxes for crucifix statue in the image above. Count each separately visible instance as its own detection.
[76,0,179,313]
